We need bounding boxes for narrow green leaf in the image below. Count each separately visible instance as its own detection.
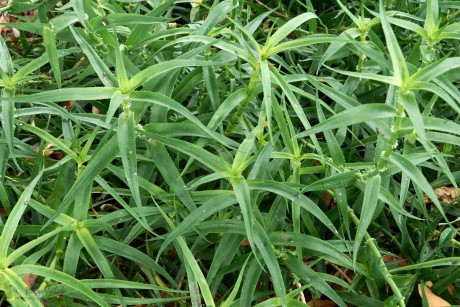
[353,174,381,266]
[125,0,177,48]
[70,26,116,87]
[43,136,119,229]
[43,26,61,88]
[271,67,323,154]
[156,206,215,306]
[231,178,257,253]
[80,279,185,292]
[325,65,400,85]
[221,256,251,307]
[379,0,408,81]
[424,0,439,32]
[411,81,460,115]
[387,16,427,38]
[268,36,346,57]
[157,194,236,260]
[260,60,273,136]
[18,122,77,159]
[2,269,43,307]
[113,34,129,93]
[248,180,339,236]
[303,171,358,191]
[128,60,230,93]
[93,236,176,286]
[408,57,460,85]
[118,110,146,224]
[3,87,116,103]
[0,35,13,75]
[105,90,125,124]
[398,90,426,145]
[390,257,460,273]
[282,252,346,307]
[147,141,196,211]
[207,88,249,131]
[253,222,287,307]
[1,86,18,168]
[76,228,125,304]
[317,101,344,167]
[270,232,356,270]
[11,50,77,84]
[0,170,43,259]
[138,131,231,173]
[10,265,108,307]
[297,104,397,138]
[130,91,237,147]
[388,152,448,222]
[94,176,154,235]
[264,12,317,53]
[233,127,260,174]
[5,225,73,266]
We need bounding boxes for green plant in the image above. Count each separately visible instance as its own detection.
[0,0,459,306]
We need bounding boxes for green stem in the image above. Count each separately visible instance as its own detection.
[292,159,301,259]
[349,209,406,307]
[0,5,11,13]
[451,239,460,248]
[37,233,67,293]
[357,31,368,71]
[225,61,261,136]
[374,102,405,174]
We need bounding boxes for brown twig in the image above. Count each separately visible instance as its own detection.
[330,263,353,284]
[290,273,307,303]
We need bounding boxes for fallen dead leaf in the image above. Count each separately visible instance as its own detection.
[92,105,101,114]
[425,187,459,204]
[65,100,75,110]
[23,274,38,288]
[33,143,54,157]
[50,150,64,160]
[0,13,20,39]
[241,238,250,246]
[321,192,334,207]
[447,284,456,295]
[382,254,410,268]
[307,299,336,307]
[418,281,451,307]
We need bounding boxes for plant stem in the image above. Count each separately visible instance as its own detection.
[349,208,406,307]
[225,61,261,135]
[374,101,405,174]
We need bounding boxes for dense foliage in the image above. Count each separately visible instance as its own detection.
[1,0,460,306]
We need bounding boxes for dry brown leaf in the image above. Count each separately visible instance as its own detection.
[50,150,64,160]
[307,299,336,307]
[424,187,459,204]
[23,274,38,288]
[447,284,456,295]
[0,13,19,39]
[65,100,75,110]
[418,281,451,307]
[33,143,54,157]
[92,105,101,114]
[382,254,410,267]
